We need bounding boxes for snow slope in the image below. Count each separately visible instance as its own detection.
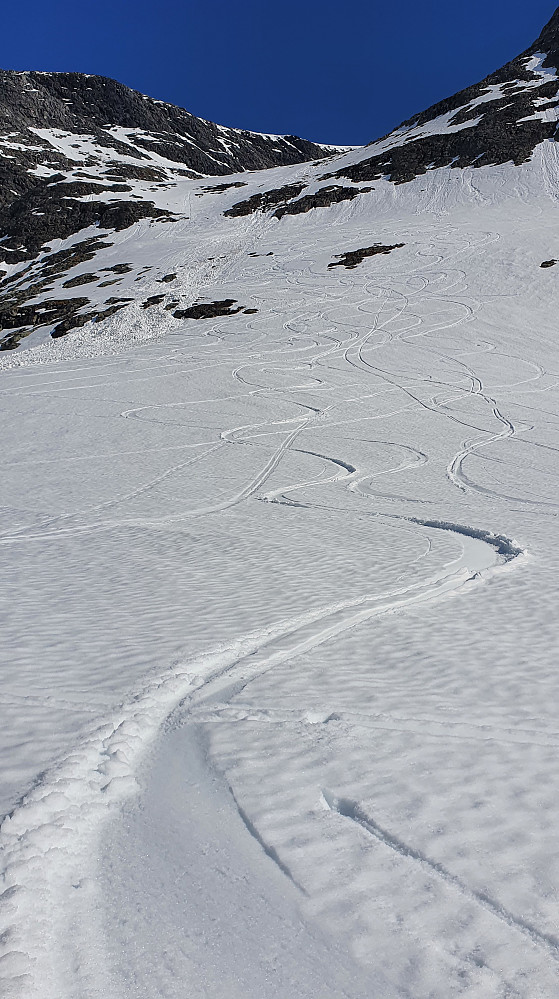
[3,66,559,999]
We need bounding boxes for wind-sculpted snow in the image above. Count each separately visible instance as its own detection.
[0,514,515,997]
[5,31,559,998]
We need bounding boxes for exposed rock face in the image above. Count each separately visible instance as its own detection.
[222,181,372,221]
[0,183,173,263]
[326,10,559,185]
[0,71,339,175]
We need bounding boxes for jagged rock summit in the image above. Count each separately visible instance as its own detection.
[2,8,559,353]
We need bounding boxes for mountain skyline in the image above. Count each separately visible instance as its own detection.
[2,1,558,146]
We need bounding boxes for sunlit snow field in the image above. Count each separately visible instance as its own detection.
[3,145,559,997]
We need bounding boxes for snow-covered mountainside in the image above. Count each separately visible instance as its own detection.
[3,9,559,999]
[0,70,348,349]
[2,13,559,353]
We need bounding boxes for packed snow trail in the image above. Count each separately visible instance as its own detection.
[0,520,519,998]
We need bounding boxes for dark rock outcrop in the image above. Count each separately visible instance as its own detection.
[0,293,129,350]
[196,181,248,195]
[173,299,243,320]
[142,294,165,309]
[62,273,98,288]
[223,184,306,217]
[273,184,372,219]
[328,244,405,269]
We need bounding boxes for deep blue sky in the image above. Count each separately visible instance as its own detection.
[2,1,558,145]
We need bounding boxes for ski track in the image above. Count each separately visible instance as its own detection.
[322,792,559,960]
